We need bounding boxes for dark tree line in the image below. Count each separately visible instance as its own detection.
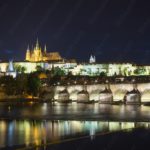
[0,73,41,97]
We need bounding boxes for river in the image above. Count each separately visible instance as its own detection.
[0,102,150,148]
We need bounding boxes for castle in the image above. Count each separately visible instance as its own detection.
[25,39,62,62]
[0,39,150,77]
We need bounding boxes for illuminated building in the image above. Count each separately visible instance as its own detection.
[5,60,16,78]
[89,55,96,63]
[25,39,62,62]
[0,39,150,77]
[0,60,150,77]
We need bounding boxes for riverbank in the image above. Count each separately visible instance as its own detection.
[36,127,150,150]
[0,98,45,103]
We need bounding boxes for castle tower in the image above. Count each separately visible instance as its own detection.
[7,60,14,72]
[89,54,96,63]
[6,60,16,78]
[25,45,31,61]
[33,39,43,61]
[39,46,43,61]
[44,44,47,53]
[93,55,96,63]
[89,55,94,63]
[35,38,39,50]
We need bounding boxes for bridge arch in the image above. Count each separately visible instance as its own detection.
[89,90,100,101]
[113,89,127,102]
[141,89,150,102]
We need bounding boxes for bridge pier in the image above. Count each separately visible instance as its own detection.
[54,83,150,104]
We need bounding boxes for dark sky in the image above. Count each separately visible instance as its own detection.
[0,0,150,63]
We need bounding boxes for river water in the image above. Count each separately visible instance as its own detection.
[0,102,150,148]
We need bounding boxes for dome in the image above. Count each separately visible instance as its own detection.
[38,73,47,79]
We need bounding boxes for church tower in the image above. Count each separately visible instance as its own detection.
[33,38,43,61]
[93,55,96,62]
[35,38,39,50]
[89,55,93,63]
[89,55,96,63]
[25,39,63,62]
[25,45,31,61]
[44,44,47,53]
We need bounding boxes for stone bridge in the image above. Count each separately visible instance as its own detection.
[54,83,150,102]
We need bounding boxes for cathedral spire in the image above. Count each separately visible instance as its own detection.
[44,44,47,53]
[35,38,39,49]
[89,55,94,63]
[89,54,96,63]
[26,45,31,61]
[27,45,30,51]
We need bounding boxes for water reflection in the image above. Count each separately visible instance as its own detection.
[1,103,150,121]
[0,120,150,148]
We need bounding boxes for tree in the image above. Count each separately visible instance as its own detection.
[134,67,146,75]
[36,65,43,72]
[99,71,106,77]
[15,74,28,95]
[68,71,73,77]
[21,66,26,73]
[14,65,22,73]
[0,74,29,96]
[14,65,27,74]
[27,73,41,97]
[0,76,16,95]
[53,67,65,76]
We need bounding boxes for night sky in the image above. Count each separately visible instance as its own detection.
[0,0,150,63]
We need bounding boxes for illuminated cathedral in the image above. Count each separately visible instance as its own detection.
[25,39,62,62]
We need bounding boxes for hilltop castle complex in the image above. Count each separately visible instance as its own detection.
[0,39,150,77]
[0,39,150,104]
[25,39,62,62]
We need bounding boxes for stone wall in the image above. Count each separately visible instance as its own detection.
[54,83,150,102]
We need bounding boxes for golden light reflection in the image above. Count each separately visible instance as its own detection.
[71,121,82,133]
[24,121,31,146]
[0,121,7,147]
[109,122,121,131]
[33,125,41,146]
[121,122,135,129]
[0,120,150,148]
